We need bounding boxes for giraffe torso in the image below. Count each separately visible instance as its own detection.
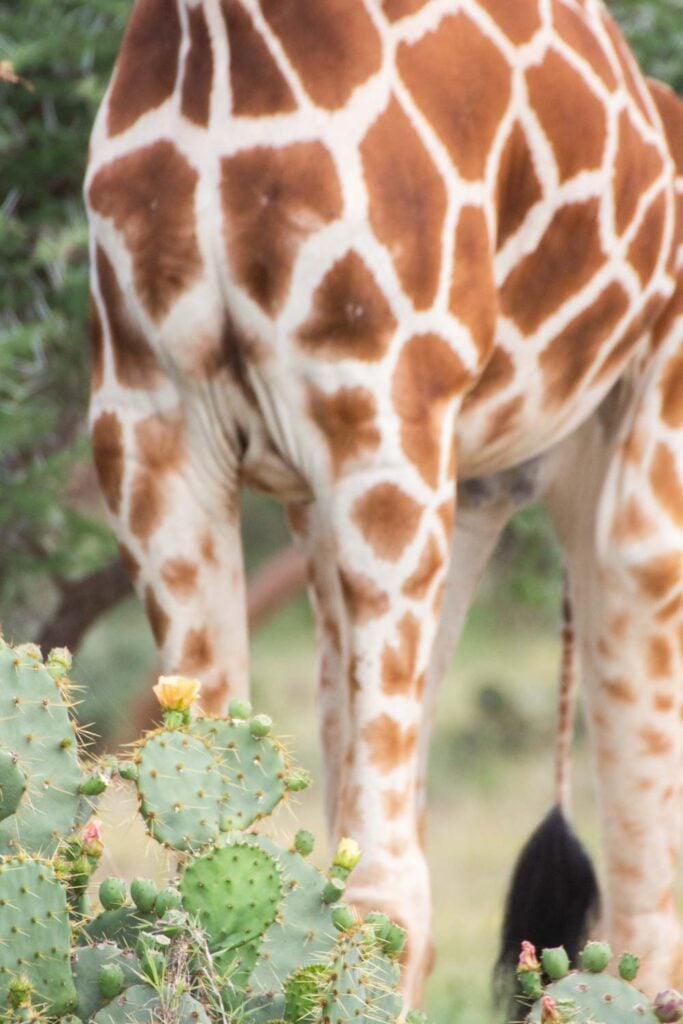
[86,0,682,500]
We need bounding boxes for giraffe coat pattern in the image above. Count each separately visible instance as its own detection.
[86,0,683,1006]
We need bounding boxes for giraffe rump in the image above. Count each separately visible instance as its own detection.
[494,804,600,1010]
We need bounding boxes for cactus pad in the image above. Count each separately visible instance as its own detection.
[180,841,282,974]
[527,970,660,1023]
[0,856,77,1016]
[92,984,209,1024]
[0,640,98,855]
[318,923,403,1024]
[71,943,140,1021]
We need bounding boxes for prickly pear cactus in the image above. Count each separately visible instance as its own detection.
[520,941,683,1024]
[0,638,107,856]
[0,855,77,1017]
[70,943,140,1021]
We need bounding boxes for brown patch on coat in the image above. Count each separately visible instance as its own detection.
[362,714,418,773]
[392,334,469,487]
[351,483,423,560]
[260,0,382,109]
[500,199,604,335]
[339,567,389,624]
[381,0,428,20]
[539,282,630,406]
[552,0,617,88]
[397,12,511,181]
[648,635,674,678]
[639,725,673,757]
[449,206,497,359]
[480,0,541,44]
[307,385,380,476]
[89,296,104,391]
[437,498,455,538]
[107,0,181,136]
[630,551,682,600]
[382,788,411,819]
[602,677,637,704]
[119,544,140,582]
[220,143,342,316]
[221,0,296,116]
[161,558,199,599]
[94,247,161,389]
[611,495,655,542]
[92,411,125,515]
[180,628,213,673]
[628,191,668,287]
[361,96,446,309]
[660,350,683,429]
[463,347,515,409]
[144,585,170,647]
[495,122,543,250]
[381,613,421,696]
[181,4,213,126]
[650,443,683,527]
[89,143,203,322]
[200,531,218,565]
[297,251,397,361]
[657,594,682,622]
[129,412,185,543]
[402,534,442,601]
[613,109,665,236]
[653,692,675,713]
[526,50,607,183]
[481,395,524,446]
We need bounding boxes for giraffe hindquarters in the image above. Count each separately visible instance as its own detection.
[546,344,683,994]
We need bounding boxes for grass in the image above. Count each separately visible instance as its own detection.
[78,591,600,1023]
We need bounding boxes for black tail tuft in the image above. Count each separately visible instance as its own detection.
[493,804,600,1012]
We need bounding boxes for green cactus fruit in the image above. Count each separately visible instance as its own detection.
[0,856,77,1016]
[283,964,330,1023]
[46,647,72,680]
[0,749,26,822]
[527,970,662,1023]
[180,841,283,974]
[80,771,108,796]
[654,990,683,1022]
[229,699,252,720]
[331,903,356,932]
[98,965,124,1001]
[580,940,612,972]
[154,887,182,916]
[117,761,138,781]
[99,878,128,911]
[619,952,641,982]
[8,975,32,1010]
[250,714,272,738]
[293,829,315,856]
[322,876,345,904]
[71,943,140,1020]
[542,946,570,980]
[130,878,157,914]
[519,970,544,1000]
[285,768,311,792]
[0,642,99,856]
[406,1013,428,1024]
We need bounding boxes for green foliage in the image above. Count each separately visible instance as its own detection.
[609,0,683,93]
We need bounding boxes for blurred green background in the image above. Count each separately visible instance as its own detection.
[1,1,682,1019]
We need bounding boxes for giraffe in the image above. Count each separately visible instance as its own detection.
[85,0,683,1007]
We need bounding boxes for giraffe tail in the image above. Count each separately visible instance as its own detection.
[493,576,600,1009]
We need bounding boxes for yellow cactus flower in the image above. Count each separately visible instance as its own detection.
[333,837,362,871]
[153,675,201,712]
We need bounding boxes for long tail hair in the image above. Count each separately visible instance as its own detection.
[494,577,600,1008]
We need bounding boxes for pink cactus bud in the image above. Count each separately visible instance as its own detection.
[518,940,541,973]
[82,818,103,846]
[541,996,561,1023]
[654,990,683,1023]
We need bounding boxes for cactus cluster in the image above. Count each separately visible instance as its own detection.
[517,940,683,1024]
[0,640,426,1024]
